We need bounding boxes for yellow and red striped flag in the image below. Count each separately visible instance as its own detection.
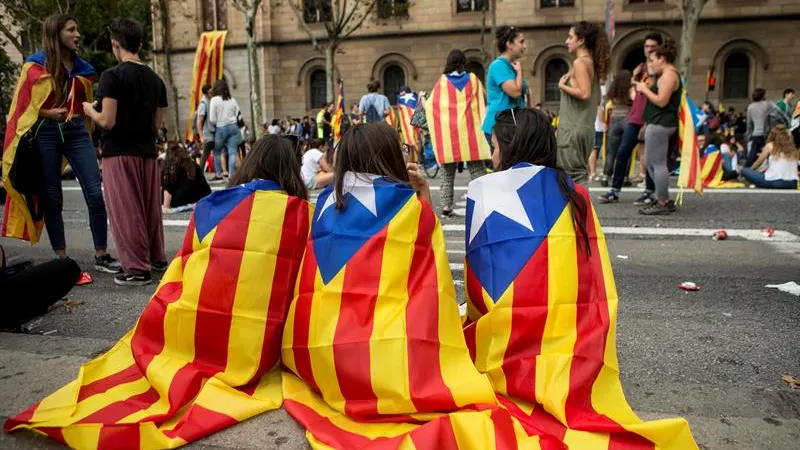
[2,55,94,244]
[281,173,543,448]
[396,92,419,147]
[5,180,312,449]
[331,81,345,141]
[677,90,704,195]
[463,164,699,449]
[699,146,743,188]
[424,73,490,164]
[186,30,227,141]
[385,105,398,129]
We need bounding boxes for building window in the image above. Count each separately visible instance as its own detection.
[378,0,409,18]
[540,0,574,8]
[465,60,486,85]
[544,58,569,103]
[456,0,486,13]
[304,0,333,23]
[723,52,750,100]
[309,69,327,109]
[383,65,406,105]
[201,0,227,31]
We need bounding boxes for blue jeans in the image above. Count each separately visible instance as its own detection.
[36,117,108,251]
[745,135,765,168]
[741,168,797,189]
[214,124,241,175]
[610,123,655,193]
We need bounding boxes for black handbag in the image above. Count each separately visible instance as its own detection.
[8,126,44,221]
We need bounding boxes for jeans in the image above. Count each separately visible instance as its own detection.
[214,124,241,176]
[741,168,798,189]
[36,117,108,251]
[612,124,644,191]
[745,135,765,168]
[604,116,626,177]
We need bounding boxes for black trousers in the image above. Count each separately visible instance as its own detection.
[0,258,81,328]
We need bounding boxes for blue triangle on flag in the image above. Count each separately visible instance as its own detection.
[193,179,280,242]
[447,72,472,91]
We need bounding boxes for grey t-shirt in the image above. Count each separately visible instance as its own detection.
[359,93,391,121]
[197,97,215,140]
[747,101,770,137]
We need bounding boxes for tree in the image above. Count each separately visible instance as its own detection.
[0,46,20,135]
[285,0,381,103]
[677,0,709,84]
[233,0,265,138]
[153,0,181,141]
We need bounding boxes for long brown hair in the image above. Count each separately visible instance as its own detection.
[333,123,409,209]
[767,124,799,161]
[42,13,77,106]
[608,70,633,107]
[162,143,197,186]
[230,135,308,199]
[494,108,590,256]
[573,21,610,82]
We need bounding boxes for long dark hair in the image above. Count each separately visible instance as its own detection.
[493,108,590,256]
[42,14,77,106]
[573,21,611,82]
[162,143,196,186]
[334,123,408,209]
[608,70,633,106]
[230,135,308,200]
[444,49,466,74]
[212,79,231,100]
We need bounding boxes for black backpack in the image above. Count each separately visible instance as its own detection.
[365,97,383,123]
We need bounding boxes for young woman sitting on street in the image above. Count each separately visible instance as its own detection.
[161,143,212,214]
[742,124,800,189]
[299,139,334,190]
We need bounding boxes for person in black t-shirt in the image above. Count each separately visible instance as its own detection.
[83,18,169,286]
[161,143,211,213]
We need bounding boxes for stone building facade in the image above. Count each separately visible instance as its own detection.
[152,0,800,129]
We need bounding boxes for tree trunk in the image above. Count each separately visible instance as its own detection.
[157,0,181,141]
[678,0,707,86]
[490,0,497,60]
[246,9,263,138]
[325,44,336,103]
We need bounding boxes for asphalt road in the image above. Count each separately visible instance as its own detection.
[1,173,799,450]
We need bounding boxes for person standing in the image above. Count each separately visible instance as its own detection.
[745,88,770,168]
[83,17,168,285]
[208,79,242,178]
[482,26,528,145]
[776,88,796,114]
[359,81,391,124]
[557,21,610,186]
[3,13,120,273]
[194,84,215,173]
[600,70,634,185]
[633,41,681,215]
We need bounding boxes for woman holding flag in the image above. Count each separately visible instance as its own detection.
[2,13,120,273]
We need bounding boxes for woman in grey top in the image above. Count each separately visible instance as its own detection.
[557,21,610,185]
[745,88,769,167]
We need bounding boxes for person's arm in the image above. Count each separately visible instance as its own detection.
[83,97,118,130]
[500,60,524,99]
[196,103,206,143]
[406,162,431,205]
[559,58,593,101]
[746,107,753,141]
[40,107,68,121]
[162,191,172,213]
[751,142,771,170]
[636,70,678,108]
[383,97,392,117]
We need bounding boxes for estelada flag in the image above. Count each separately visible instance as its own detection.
[699,146,744,188]
[424,72,490,164]
[186,30,227,141]
[385,104,398,128]
[2,52,94,244]
[5,180,312,450]
[331,81,345,141]
[677,90,704,195]
[463,163,699,449]
[281,173,541,448]
[397,92,419,147]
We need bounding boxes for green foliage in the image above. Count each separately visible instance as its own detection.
[0,46,20,133]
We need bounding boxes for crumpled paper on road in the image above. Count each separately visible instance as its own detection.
[765,282,800,297]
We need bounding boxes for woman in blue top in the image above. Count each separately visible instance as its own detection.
[482,26,528,146]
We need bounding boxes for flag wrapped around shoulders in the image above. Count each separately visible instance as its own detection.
[2,53,94,244]
[332,82,345,141]
[677,91,704,195]
[385,105,398,129]
[699,146,744,188]
[5,180,312,450]
[186,30,227,141]
[281,173,540,449]
[397,92,419,147]
[463,163,699,450]
[425,73,490,164]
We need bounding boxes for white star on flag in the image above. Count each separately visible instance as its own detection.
[466,165,543,245]
[317,172,380,220]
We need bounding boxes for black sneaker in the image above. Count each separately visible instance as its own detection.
[94,254,123,274]
[114,272,153,286]
[639,201,675,216]
[633,192,655,206]
[597,191,619,204]
[440,206,454,217]
[151,261,169,272]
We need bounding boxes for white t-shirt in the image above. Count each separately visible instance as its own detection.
[765,155,799,181]
[301,149,324,184]
[209,96,240,127]
[267,125,281,135]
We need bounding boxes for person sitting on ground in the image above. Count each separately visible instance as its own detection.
[698,134,738,181]
[161,143,212,214]
[0,245,81,329]
[300,138,334,190]
[742,124,799,189]
[720,134,744,171]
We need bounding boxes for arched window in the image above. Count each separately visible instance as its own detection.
[723,52,750,100]
[465,60,486,85]
[309,69,327,110]
[544,58,569,103]
[383,65,405,105]
[621,44,646,72]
